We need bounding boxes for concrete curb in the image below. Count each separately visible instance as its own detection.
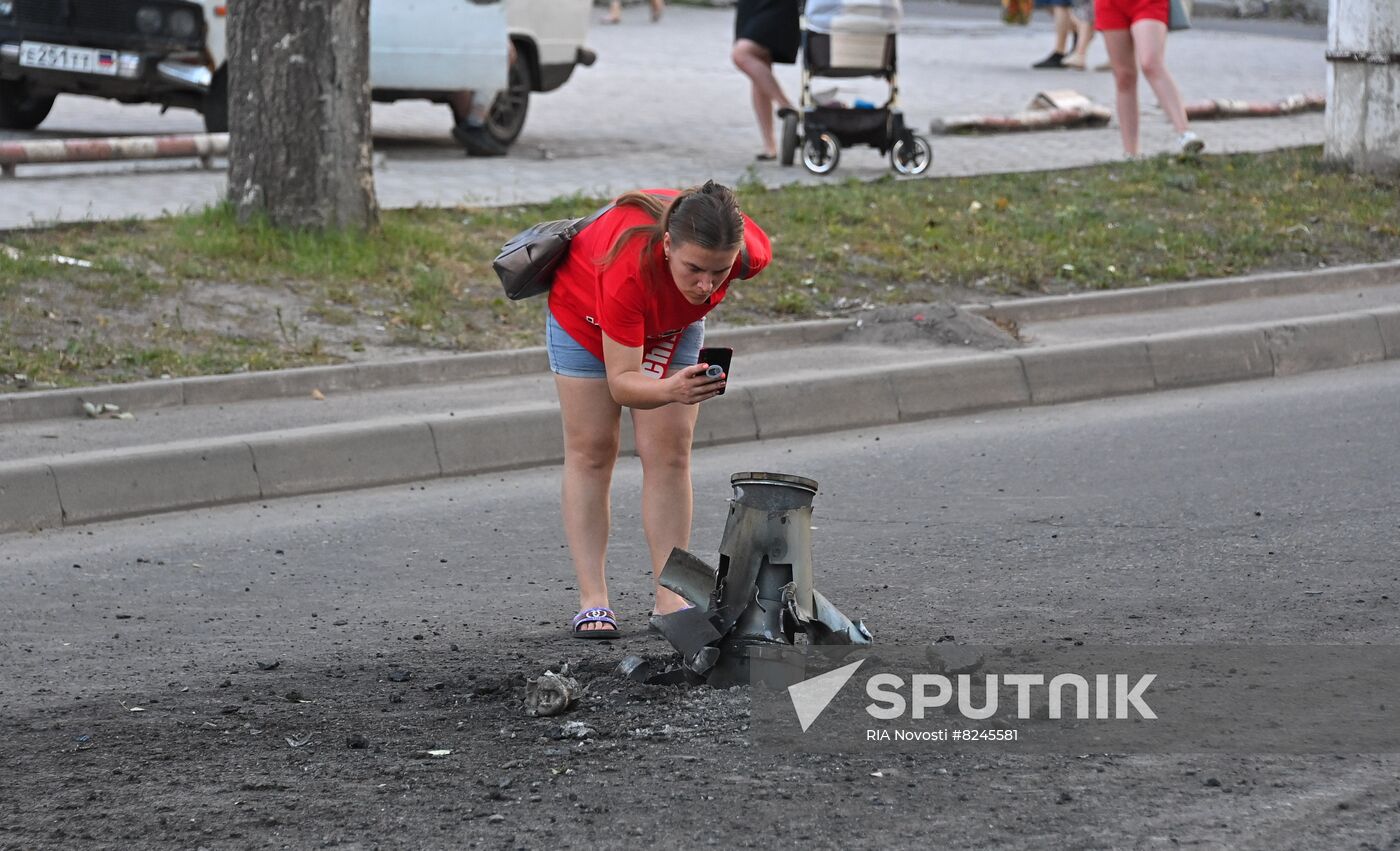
[969,260,1400,325]
[5,261,1396,426]
[4,305,1397,535]
[0,318,851,426]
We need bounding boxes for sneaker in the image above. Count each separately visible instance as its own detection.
[1177,130,1205,156]
[1033,51,1066,69]
[452,121,509,157]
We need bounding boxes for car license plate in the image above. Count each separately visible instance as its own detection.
[19,41,120,76]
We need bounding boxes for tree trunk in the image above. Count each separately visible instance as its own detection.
[1325,0,1400,175]
[227,0,379,230]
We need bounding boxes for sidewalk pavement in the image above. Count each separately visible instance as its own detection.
[0,3,1326,229]
[3,261,1397,534]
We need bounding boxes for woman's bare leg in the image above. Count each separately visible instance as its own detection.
[1131,19,1190,133]
[554,375,622,630]
[1102,28,1140,155]
[1066,11,1094,67]
[631,397,701,616]
[732,38,793,157]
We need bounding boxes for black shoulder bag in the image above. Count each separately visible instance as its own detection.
[491,202,615,301]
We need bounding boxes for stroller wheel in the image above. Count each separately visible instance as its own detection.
[802,132,840,175]
[891,135,933,176]
[780,112,799,167]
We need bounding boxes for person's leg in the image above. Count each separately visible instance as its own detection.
[1053,6,1073,54]
[1066,9,1095,67]
[1102,28,1139,155]
[732,38,793,156]
[554,375,623,630]
[1131,19,1190,133]
[605,0,621,24]
[631,399,701,616]
[446,90,474,124]
[1033,2,1070,66]
[452,41,516,156]
[650,0,664,22]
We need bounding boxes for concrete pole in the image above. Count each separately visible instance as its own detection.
[1325,0,1400,174]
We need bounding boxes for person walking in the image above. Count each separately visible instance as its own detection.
[604,0,665,24]
[544,182,773,638]
[1096,0,1203,156]
[731,0,801,160]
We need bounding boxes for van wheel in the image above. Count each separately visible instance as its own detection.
[486,49,531,147]
[0,80,56,130]
[202,66,229,134]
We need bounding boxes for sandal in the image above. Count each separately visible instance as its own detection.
[572,606,619,640]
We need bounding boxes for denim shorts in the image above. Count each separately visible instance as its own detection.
[546,313,705,379]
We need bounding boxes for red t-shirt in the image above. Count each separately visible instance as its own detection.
[548,190,772,364]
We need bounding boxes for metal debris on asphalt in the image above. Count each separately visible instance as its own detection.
[285,733,314,747]
[524,665,581,717]
[556,721,595,739]
[644,472,872,688]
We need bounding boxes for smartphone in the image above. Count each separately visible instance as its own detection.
[698,346,733,395]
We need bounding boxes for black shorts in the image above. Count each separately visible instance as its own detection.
[735,0,802,65]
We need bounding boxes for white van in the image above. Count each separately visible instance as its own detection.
[0,0,594,145]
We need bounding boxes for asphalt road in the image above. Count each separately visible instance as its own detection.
[2,361,1398,848]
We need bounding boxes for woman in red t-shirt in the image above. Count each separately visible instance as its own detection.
[1096,0,1203,157]
[546,181,772,638]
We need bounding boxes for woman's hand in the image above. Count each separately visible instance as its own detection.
[666,363,726,405]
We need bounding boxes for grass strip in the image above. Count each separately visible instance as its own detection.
[1,146,1396,390]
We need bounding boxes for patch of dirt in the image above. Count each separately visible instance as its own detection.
[14,275,442,367]
[840,302,1020,350]
[161,279,433,362]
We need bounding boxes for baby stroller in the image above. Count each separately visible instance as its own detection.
[780,0,932,176]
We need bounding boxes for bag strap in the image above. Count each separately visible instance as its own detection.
[567,202,617,239]
[570,190,676,239]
